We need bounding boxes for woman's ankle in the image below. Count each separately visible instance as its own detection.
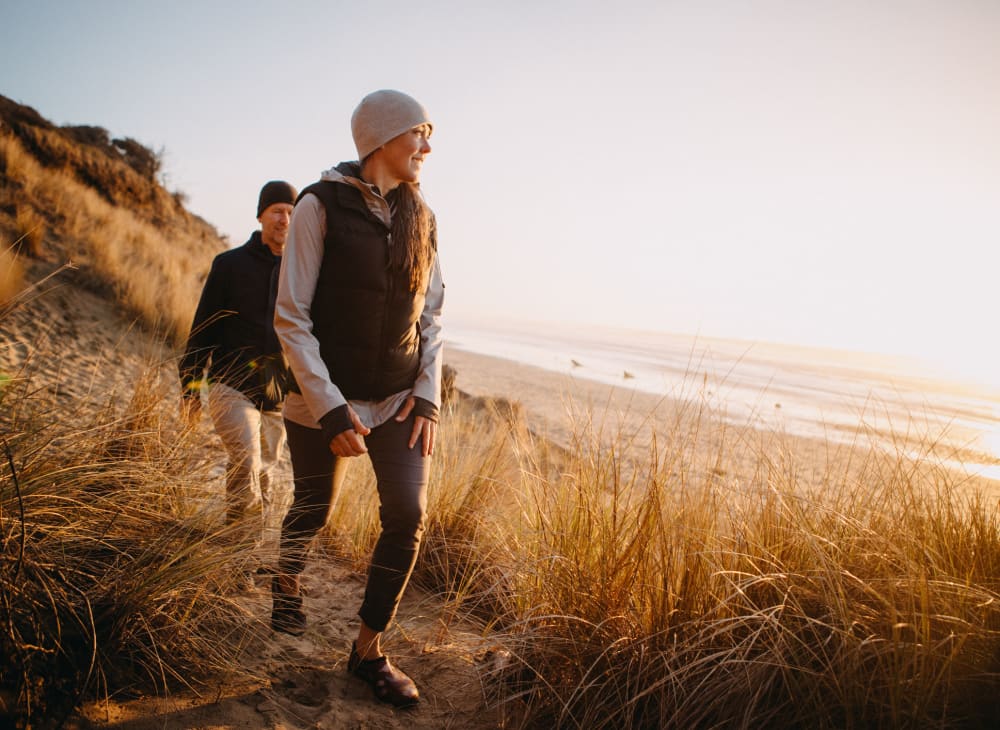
[355,623,382,660]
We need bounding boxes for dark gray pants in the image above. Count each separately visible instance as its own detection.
[279,415,429,632]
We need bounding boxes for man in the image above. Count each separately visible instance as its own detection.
[179,180,297,566]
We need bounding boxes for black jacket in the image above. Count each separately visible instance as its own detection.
[179,231,288,411]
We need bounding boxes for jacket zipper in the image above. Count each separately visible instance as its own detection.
[373,228,393,399]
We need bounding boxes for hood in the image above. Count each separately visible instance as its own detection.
[319,160,362,184]
[319,161,391,227]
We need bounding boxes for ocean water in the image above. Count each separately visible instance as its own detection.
[445,319,1000,482]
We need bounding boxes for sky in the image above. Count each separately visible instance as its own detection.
[2,0,998,387]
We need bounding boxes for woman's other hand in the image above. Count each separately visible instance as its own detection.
[395,396,436,456]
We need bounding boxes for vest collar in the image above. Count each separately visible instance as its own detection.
[320,161,392,228]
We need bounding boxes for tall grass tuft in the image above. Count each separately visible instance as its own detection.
[12,206,45,258]
[315,383,1000,728]
[463,408,1000,728]
[0,282,260,728]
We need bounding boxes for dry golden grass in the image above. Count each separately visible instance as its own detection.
[12,205,45,257]
[1,95,188,227]
[0,246,23,307]
[516,424,998,727]
[0,120,223,347]
[314,388,1000,729]
[0,286,265,727]
[0,133,220,345]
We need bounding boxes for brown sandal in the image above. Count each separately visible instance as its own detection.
[347,642,420,708]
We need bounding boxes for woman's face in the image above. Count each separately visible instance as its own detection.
[379,124,432,186]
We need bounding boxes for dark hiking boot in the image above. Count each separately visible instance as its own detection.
[348,641,420,708]
[270,575,306,636]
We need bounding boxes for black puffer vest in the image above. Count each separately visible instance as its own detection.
[298,178,428,400]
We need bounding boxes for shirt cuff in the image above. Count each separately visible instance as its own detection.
[319,404,354,445]
[411,396,439,423]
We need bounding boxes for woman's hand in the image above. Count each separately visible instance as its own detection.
[329,406,371,457]
[395,396,437,456]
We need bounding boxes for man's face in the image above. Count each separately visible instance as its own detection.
[259,203,293,255]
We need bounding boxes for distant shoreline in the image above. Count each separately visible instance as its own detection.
[443,342,1000,493]
[444,343,820,488]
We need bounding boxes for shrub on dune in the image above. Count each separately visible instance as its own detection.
[0,288,261,727]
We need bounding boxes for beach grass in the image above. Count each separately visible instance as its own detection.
[0,283,264,726]
[3,271,1000,728]
[307,380,1000,728]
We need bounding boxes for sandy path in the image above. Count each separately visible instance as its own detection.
[81,557,500,729]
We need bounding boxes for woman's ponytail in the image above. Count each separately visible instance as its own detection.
[389,183,433,292]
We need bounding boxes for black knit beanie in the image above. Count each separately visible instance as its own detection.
[257,180,297,217]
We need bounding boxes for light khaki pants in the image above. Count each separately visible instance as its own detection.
[208,382,285,541]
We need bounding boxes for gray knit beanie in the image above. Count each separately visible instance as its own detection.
[351,90,432,161]
[257,180,297,217]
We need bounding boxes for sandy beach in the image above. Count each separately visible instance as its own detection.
[446,344,823,476]
[444,343,1000,502]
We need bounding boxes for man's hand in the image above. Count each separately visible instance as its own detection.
[329,406,371,457]
[395,396,436,457]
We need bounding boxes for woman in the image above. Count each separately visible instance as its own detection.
[272,89,443,708]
